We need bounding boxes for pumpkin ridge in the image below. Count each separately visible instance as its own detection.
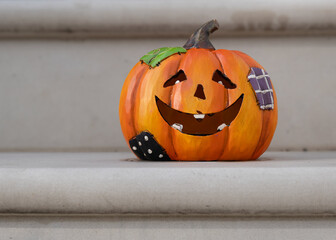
[119,62,148,141]
[231,50,266,159]
[167,55,184,159]
[233,50,277,159]
[212,51,230,159]
[131,67,150,136]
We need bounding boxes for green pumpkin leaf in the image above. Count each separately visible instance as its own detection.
[140,47,186,68]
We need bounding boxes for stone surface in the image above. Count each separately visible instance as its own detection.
[0,37,335,151]
[1,152,336,239]
[0,0,335,36]
[1,216,336,240]
[0,152,336,215]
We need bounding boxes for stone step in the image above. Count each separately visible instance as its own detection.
[0,0,335,37]
[1,151,335,216]
[1,151,336,239]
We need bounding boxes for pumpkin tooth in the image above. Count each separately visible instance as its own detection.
[171,123,183,132]
[217,123,227,131]
[193,114,205,119]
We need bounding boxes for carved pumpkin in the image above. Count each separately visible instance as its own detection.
[119,20,277,161]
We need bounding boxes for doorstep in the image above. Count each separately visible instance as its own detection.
[0,151,335,216]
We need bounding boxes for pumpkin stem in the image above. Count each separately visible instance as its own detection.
[183,19,219,50]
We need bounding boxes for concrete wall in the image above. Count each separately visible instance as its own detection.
[0,0,335,151]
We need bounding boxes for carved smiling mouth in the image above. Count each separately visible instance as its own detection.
[155,94,244,136]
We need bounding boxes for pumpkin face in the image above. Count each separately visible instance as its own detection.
[119,20,277,161]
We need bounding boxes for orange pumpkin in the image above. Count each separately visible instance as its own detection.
[119,20,277,161]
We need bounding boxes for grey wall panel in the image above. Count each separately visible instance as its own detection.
[0,36,335,151]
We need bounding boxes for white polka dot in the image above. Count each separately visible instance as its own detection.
[159,154,163,158]
[148,149,152,154]
[144,153,147,157]
[144,136,149,141]
[138,141,142,146]
[132,146,137,151]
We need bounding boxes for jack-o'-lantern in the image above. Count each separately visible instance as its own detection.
[119,20,277,161]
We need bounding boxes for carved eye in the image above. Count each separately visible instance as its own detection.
[212,70,236,89]
[164,70,187,88]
